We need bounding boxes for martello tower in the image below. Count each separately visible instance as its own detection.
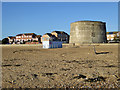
[69,21,107,44]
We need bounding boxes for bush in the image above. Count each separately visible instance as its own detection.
[2,38,9,44]
[33,40,38,42]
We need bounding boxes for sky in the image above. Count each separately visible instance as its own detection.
[2,2,118,39]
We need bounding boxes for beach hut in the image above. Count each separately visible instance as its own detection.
[43,41,62,49]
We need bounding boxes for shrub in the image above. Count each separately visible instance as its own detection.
[2,38,9,44]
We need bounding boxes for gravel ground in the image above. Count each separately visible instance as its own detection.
[2,45,119,88]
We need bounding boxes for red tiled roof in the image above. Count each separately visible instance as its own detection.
[8,36,16,39]
[24,33,36,35]
[36,35,42,38]
[16,33,36,36]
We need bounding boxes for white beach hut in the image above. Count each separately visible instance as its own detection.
[43,41,62,49]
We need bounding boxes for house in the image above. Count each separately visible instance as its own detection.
[16,33,38,43]
[51,31,69,43]
[32,35,42,43]
[107,31,120,42]
[41,33,57,43]
[8,36,16,44]
[6,33,42,44]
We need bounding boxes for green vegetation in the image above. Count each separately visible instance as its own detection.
[0,40,2,44]
[2,38,9,44]
[33,40,38,42]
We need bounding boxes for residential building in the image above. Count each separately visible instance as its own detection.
[15,33,42,44]
[51,31,69,43]
[8,36,16,44]
[16,33,36,43]
[107,31,120,42]
[41,33,57,42]
[32,35,42,43]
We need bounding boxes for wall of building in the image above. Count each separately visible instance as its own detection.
[107,32,120,41]
[41,35,50,42]
[16,35,33,41]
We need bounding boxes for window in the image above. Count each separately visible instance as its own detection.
[66,35,68,37]
[117,33,119,36]
[92,32,95,37]
[111,35,114,37]
[46,37,49,40]
[111,38,114,40]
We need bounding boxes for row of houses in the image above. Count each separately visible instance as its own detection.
[8,33,41,44]
[6,31,120,44]
[7,31,69,44]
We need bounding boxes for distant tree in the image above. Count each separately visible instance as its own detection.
[2,38,9,44]
[28,40,31,42]
[38,37,41,43]
[33,40,38,42]
[0,40,2,44]
[23,40,26,44]
[113,35,119,42]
